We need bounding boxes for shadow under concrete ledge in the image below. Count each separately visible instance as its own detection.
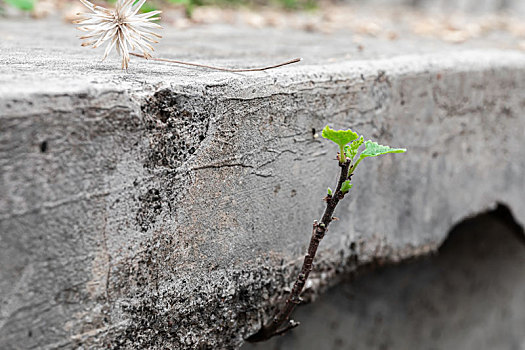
[244,204,525,350]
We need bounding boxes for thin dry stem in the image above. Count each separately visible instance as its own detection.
[129,52,302,72]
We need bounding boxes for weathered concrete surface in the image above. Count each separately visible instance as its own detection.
[1,16,525,349]
[245,207,525,350]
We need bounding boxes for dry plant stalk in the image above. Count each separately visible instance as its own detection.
[130,53,302,72]
[75,0,162,69]
[75,0,301,71]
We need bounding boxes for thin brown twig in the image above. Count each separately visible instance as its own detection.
[130,52,302,72]
[247,159,352,342]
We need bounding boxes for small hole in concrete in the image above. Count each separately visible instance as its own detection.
[40,140,48,153]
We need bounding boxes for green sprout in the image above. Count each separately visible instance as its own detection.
[340,180,352,194]
[249,125,406,342]
[321,126,358,163]
[343,135,363,162]
[323,126,406,186]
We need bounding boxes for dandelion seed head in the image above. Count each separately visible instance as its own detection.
[75,0,162,69]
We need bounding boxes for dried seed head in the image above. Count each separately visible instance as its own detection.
[75,0,162,69]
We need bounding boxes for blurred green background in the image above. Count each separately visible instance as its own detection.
[1,0,319,17]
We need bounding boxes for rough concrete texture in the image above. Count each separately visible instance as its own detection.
[245,207,525,350]
[1,14,525,349]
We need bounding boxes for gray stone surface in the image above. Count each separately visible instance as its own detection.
[1,16,525,349]
[245,207,525,350]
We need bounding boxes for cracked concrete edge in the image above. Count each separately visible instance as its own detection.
[1,49,525,349]
[1,49,525,103]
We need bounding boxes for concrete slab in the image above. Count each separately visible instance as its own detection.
[1,16,525,349]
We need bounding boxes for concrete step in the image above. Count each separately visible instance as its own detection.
[1,14,525,349]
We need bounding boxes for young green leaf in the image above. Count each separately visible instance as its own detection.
[340,180,352,194]
[360,140,406,158]
[344,136,364,161]
[327,187,333,196]
[321,126,359,147]
[351,140,406,173]
[322,126,359,163]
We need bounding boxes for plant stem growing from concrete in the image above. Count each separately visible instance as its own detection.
[247,158,352,342]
